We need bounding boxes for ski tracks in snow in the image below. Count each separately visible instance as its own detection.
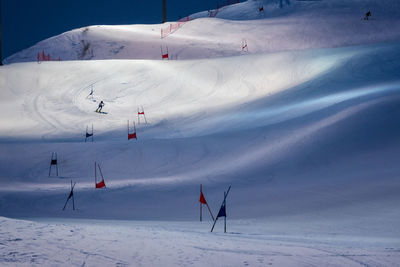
[2,217,399,266]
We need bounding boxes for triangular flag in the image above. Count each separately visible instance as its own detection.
[199,191,207,204]
[96,179,106,188]
[217,203,226,218]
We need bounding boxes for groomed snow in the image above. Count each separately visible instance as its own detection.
[1,0,400,266]
[4,0,400,63]
[1,217,399,266]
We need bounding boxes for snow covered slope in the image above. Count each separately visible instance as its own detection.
[1,41,400,225]
[1,0,400,266]
[4,0,400,63]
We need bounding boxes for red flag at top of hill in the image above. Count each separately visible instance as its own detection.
[199,184,214,221]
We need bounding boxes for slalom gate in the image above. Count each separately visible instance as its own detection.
[161,46,169,60]
[85,124,94,143]
[128,120,137,140]
[94,162,106,189]
[49,152,59,177]
[137,106,148,124]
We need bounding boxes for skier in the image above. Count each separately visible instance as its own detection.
[87,87,94,99]
[364,11,371,20]
[96,101,105,113]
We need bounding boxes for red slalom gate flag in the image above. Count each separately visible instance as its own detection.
[128,120,137,140]
[199,185,215,221]
[162,53,168,59]
[128,132,137,140]
[96,179,106,188]
[199,191,207,204]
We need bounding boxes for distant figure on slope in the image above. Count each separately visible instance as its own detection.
[364,11,371,20]
[87,87,94,99]
[96,101,105,113]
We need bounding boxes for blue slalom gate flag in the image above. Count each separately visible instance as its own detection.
[85,124,94,142]
[217,203,226,218]
[67,189,74,200]
[211,186,231,232]
[63,181,76,211]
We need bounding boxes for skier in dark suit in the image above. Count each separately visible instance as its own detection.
[364,11,371,20]
[96,101,105,112]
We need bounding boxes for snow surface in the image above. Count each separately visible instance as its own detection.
[1,217,399,266]
[1,0,400,266]
[4,0,400,63]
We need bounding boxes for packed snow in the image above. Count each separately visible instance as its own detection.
[5,0,400,63]
[1,217,399,266]
[1,0,400,266]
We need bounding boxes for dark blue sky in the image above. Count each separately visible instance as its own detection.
[2,0,222,58]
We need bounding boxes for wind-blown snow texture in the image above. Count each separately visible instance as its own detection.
[1,0,400,266]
